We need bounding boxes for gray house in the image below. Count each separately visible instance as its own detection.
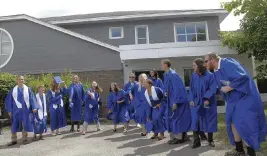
[0,9,266,112]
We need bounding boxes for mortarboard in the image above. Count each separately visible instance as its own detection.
[54,76,63,84]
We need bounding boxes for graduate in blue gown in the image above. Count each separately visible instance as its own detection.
[32,85,48,141]
[161,59,191,145]
[144,79,166,140]
[205,53,267,156]
[123,73,138,123]
[69,75,85,132]
[82,81,103,135]
[189,58,217,148]
[108,82,130,133]
[47,78,68,136]
[5,75,39,146]
[149,70,164,89]
[130,73,151,136]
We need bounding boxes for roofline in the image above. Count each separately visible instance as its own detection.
[47,9,229,25]
[0,14,120,52]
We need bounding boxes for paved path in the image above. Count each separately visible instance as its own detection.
[0,125,231,156]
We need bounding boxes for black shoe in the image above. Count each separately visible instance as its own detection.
[169,138,183,144]
[191,139,201,149]
[209,141,215,147]
[141,133,147,136]
[150,133,158,139]
[70,128,74,132]
[168,139,175,144]
[22,140,29,145]
[113,129,117,132]
[7,141,17,146]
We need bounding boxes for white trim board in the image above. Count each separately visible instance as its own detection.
[0,14,120,52]
[47,10,228,25]
[0,28,14,68]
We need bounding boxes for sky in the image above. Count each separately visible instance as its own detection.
[0,0,242,31]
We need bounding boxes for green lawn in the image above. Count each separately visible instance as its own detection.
[215,107,267,155]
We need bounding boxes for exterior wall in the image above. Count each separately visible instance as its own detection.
[62,16,220,47]
[0,19,122,74]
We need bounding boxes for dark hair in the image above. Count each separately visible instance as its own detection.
[109,82,119,94]
[194,58,207,74]
[146,79,153,86]
[150,70,158,79]
[161,59,171,67]
[51,81,59,92]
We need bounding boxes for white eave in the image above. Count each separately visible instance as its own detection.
[49,10,229,25]
[0,14,120,52]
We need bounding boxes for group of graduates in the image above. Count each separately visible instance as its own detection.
[4,52,267,156]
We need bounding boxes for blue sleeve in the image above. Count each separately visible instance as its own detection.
[203,74,217,100]
[61,87,68,96]
[47,91,61,105]
[156,87,164,101]
[188,75,194,102]
[69,85,74,100]
[171,74,188,105]
[107,93,113,110]
[29,88,39,110]
[5,89,13,113]
[158,79,164,90]
[224,59,250,94]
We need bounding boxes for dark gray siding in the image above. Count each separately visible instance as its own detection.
[62,16,220,46]
[0,20,122,74]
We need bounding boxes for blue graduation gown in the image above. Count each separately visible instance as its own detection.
[5,87,39,133]
[132,83,151,124]
[69,83,84,121]
[214,58,267,150]
[47,88,67,131]
[123,81,137,120]
[145,87,166,133]
[148,77,164,89]
[107,90,130,124]
[33,94,47,134]
[163,69,191,134]
[189,72,217,132]
[83,88,101,124]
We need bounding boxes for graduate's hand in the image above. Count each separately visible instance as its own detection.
[172,104,177,111]
[117,100,121,104]
[32,109,37,113]
[130,95,133,101]
[190,101,195,107]
[156,104,161,108]
[8,112,12,118]
[204,101,209,106]
[221,86,233,93]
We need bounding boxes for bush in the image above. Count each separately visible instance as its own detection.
[0,71,91,120]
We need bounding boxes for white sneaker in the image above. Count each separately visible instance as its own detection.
[123,129,128,133]
[97,128,102,131]
[136,123,141,128]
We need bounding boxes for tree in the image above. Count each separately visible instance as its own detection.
[220,0,267,79]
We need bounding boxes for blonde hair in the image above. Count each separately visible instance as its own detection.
[207,52,221,60]
[138,73,148,91]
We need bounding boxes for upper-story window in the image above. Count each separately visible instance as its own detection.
[0,28,14,68]
[109,27,124,39]
[135,25,149,44]
[174,22,208,42]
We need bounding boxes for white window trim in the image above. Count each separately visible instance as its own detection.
[109,27,124,39]
[173,21,209,42]
[135,25,149,44]
[0,28,14,68]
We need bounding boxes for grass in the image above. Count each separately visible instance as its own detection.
[215,106,267,155]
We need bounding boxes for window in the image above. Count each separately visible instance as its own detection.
[184,68,194,87]
[0,28,14,68]
[135,25,149,44]
[174,22,208,42]
[109,27,124,39]
[257,79,267,93]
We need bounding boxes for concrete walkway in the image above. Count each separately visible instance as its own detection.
[0,125,234,156]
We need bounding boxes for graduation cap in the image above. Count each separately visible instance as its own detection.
[145,121,153,133]
[54,76,63,84]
